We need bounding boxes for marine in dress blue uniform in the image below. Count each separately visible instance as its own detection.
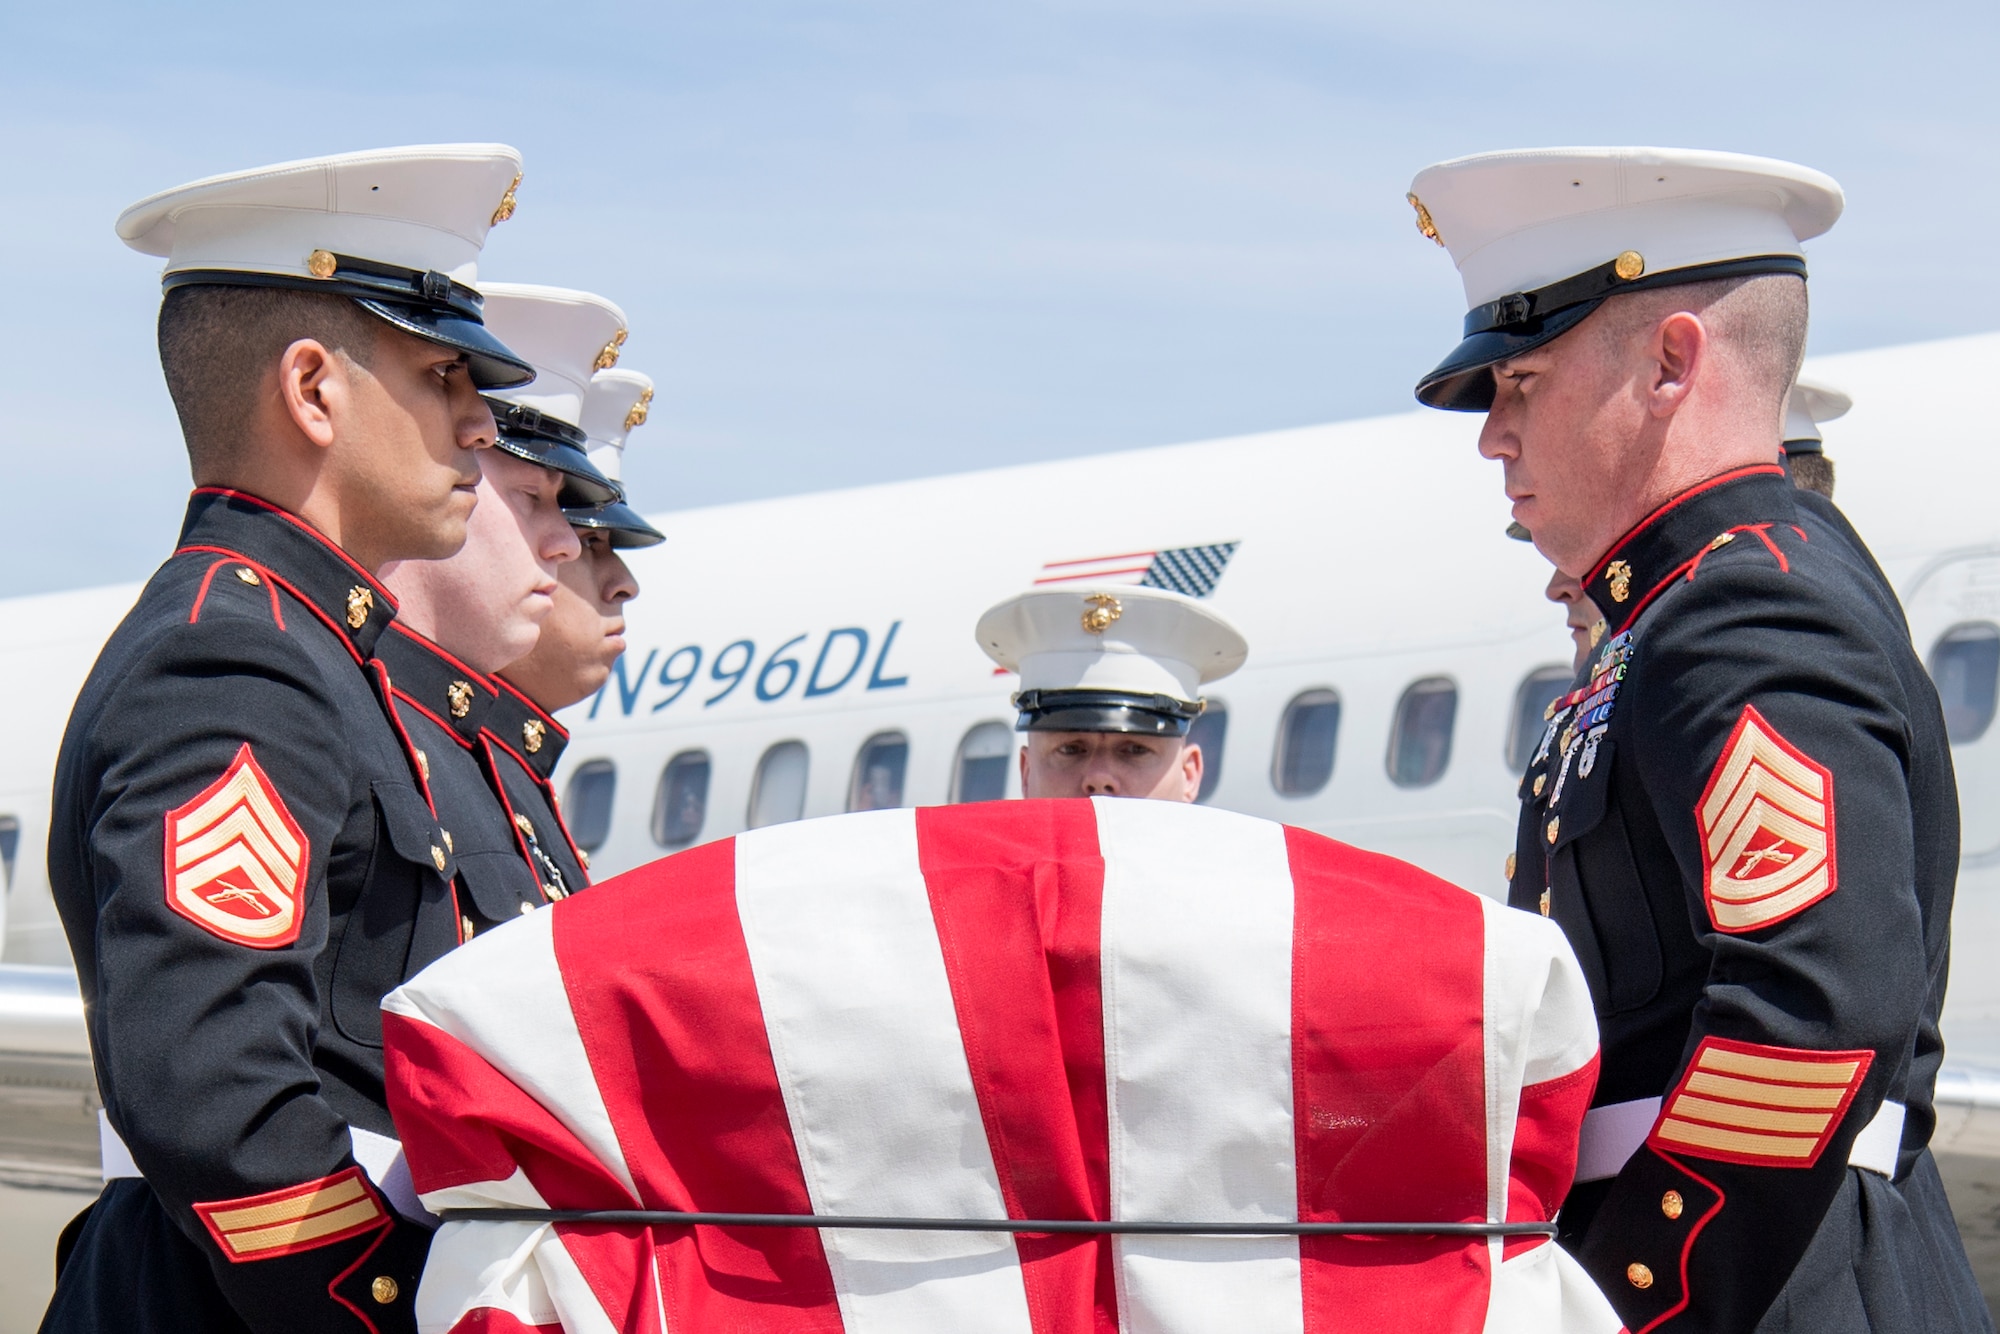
[1413,146,1991,1331]
[470,364,663,892]
[42,146,532,1334]
[379,285,628,931]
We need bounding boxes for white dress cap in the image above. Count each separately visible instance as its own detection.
[977,585,1247,734]
[480,284,629,430]
[1407,147,1843,411]
[1783,377,1852,445]
[116,144,532,387]
[119,143,523,287]
[564,368,664,549]
[579,369,656,485]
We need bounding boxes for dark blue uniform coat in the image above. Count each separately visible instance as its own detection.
[42,490,465,1333]
[1508,465,1989,1332]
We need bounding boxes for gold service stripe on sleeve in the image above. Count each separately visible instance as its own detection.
[223,1198,385,1258]
[208,1174,368,1232]
[1667,1094,1834,1136]
[1684,1071,1849,1108]
[1655,1118,1819,1159]
[1697,1047,1860,1086]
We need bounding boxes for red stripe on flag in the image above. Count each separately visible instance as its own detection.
[383,1011,660,1331]
[1284,826,1492,1332]
[1039,552,1157,569]
[1507,1055,1599,1258]
[552,837,845,1332]
[1032,567,1151,585]
[915,801,1116,1334]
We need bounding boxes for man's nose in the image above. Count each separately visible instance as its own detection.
[1477,409,1516,461]
[1081,770,1120,797]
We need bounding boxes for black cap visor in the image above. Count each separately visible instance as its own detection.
[359,300,534,390]
[566,500,665,549]
[1414,254,1809,412]
[1416,302,1602,411]
[482,398,621,505]
[1780,437,1824,456]
[163,261,534,390]
[1015,689,1201,737]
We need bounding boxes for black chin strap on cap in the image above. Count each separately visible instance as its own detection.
[163,253,535,390]
[1015,689,1203,737]
[436,1206,1556,1239]
[482,398,621,507]
[1415,254,1808,412]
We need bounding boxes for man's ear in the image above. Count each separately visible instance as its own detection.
[1648,311,1707,420]
[1181,742,1204,803]
[1018,744,1030,797]
[277,338,348,450]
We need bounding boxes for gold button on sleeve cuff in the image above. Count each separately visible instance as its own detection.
[1626,1262,1654,1289]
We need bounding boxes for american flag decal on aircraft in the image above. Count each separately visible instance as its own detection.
[1033,543,1239,598]
[164,743,308,949]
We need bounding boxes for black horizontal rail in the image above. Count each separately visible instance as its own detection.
[436,1208,1554,1238]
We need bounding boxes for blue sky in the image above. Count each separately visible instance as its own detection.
[2,1,1995,594]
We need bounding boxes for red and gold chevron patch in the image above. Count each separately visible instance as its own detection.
[163,743,309,948]
[193,1166,387,1262]
[1695,705,1834,933]
[1647,1038,1872,1168]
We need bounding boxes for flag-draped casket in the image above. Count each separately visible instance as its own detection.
[383,798,1621,1333]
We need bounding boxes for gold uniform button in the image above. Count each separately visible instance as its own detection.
[234,566,261,586]
[415,749,430,783]
[1546,817,1560,845]
[1626,1262,1654,1290]
[371,1275,399,1304]
[519,901,536,916]
[442,830,454,854]
[1708,532,1736,552]
[578,849,591,870]
[461,915,476,940]
[1532,773,1546,798]
[1539,890,1551,917]
[430,845,447,872]
[1661,1190,1684,1220]
[1504,853,1517,880]
[1613,249,1646,281]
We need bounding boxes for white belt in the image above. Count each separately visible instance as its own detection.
[1575,1095,1906,1182]
[99,1112,436,1224]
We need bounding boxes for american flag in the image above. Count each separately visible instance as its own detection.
[1033,542,1239,599]
[384,800,1613,1334]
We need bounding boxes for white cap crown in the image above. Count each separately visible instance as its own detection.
[1784,377,1852,443]
[976,585,1247,704]
[480,285,629,428]
[580,369,655,484]
[118,144,524,287]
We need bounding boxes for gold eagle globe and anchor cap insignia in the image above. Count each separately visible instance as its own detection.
[1081,593,1123,635]
[593,328,628,372]
[1605,560,1633,604]
[345,586,374,629]
[490,171,521,226]
[624,385,654,432]
[522,719,546,754]
[446,680,474,719]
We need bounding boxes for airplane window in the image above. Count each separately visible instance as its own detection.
[1188,699,1228,804]
[563,760,618,852]
[0,814,17,891]
[651,751,712,849]
[1273,689,1342,798]
[1387,678,1457,789]
[1508,667,1575,772]
[952,722,1013,803]
[1930,623,2000,743]
[849,733,910,812]
[749,741,811,829]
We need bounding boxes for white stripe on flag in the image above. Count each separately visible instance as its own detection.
[735,809,1035,1334]
[384,909,641,1206]
[1093,798,1304,1334]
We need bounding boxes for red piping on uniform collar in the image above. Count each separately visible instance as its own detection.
[1584,464,1787,589]
[383,622,496,691]
[490,672,569,741]
[190,487,398,609]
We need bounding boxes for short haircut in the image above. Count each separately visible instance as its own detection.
[1592,273,1809,417]
[157,285,380,476]
[1789,452,1836,499]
